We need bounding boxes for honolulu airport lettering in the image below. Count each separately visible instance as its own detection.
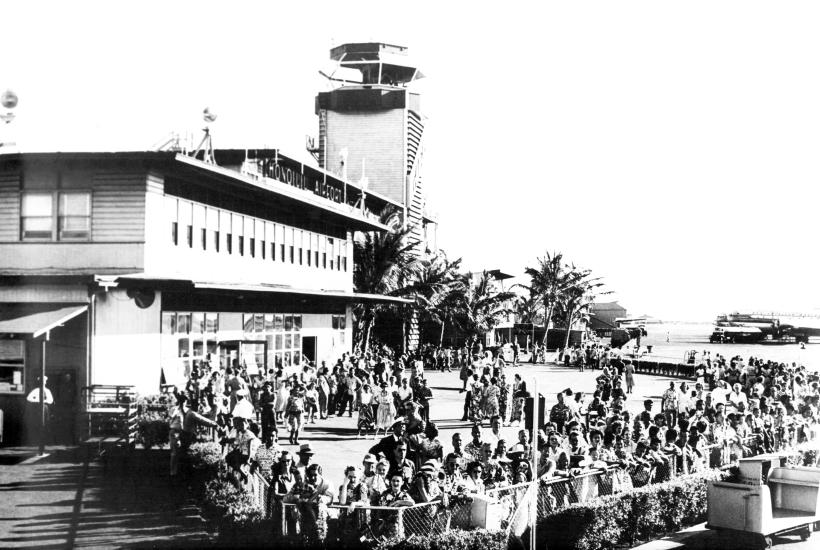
[256,157,344,204]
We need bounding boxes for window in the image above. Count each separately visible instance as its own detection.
[205,313,219,333]
[214,230,220,252]
[22,192,91,240]
[21,193,53,240]
[171,222,179,245]
[343,256,348,272]
[186,225,193,248]
[250,238,256,258]
[201,228,207,250]
[280,243,285,262]
[322,251,327,269]
[227,233,233,254]
[271,242,276,261]
[299,248,303,265]
[0,340,25,394]
[315,250,319,267]
[58,192,91,239]
[289,245,294,264]
[261,240,266,259]
[238,236,245,256]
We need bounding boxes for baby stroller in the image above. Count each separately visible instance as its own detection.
[358,403,376,438]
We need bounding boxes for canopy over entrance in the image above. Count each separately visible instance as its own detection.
[0,304,88,338]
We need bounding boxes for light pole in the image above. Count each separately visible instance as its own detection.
[0,89,18,149]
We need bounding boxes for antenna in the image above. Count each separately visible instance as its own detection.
[191,107,218,164]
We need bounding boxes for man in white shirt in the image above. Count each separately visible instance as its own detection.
[710,380,730,406]
[232,388,255,420]
[26,376,54,448]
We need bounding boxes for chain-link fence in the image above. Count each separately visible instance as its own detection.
[240,431,818,543]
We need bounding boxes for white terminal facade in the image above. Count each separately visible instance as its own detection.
[0,42,435,445]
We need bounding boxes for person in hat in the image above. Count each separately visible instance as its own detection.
[412,460,447,504]
[284,463,334,542]
[295,443,315,483]
[362,453,377,480]
[285,386,305,445]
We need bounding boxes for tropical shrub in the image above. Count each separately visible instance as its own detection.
[539,469,727,550]
[135,394,172,449]
[188,441,222,477]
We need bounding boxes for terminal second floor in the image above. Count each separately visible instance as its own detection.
[0,151,393,291]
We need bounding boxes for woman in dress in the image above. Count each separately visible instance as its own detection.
[510,379,528,425]
[374,382,396,437]
[482,377,500,420]
[337,466,369,533]
[498,373,510,425]
[468,375,484,424]
[624,360,636,394]
[275,379,291,423]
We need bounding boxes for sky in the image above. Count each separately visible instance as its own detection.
[2,1,820,321]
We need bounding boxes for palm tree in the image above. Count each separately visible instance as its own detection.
[406,251,464,346]
[514,291,542,325]
[522,251,574,345]
[454,271,516,346]
[353,207,419,352]
[554,267,610,352]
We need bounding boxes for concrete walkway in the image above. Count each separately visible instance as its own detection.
[0,447,213,549]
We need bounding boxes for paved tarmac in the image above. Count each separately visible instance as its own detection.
[291,360,688,480]
[0,448,212,549]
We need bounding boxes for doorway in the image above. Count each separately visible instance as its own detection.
[302,336,317,366]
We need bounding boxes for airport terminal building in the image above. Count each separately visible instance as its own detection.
[0,149,407,445]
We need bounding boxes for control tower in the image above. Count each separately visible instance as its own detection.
[315,42,434,253]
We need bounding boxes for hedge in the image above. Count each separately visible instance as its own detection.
[135,394,173,449]
[539,469,728,550]
[262,529,508,550]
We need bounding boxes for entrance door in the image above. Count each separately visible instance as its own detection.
[302,336,317,366]
[50,370,78,445]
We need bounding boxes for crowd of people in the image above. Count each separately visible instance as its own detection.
[167,338,820,538]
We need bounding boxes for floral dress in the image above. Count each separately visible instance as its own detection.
[468,382,484,423]
[482,384,500,419]
[498,378,510,422]
[378,489,414,538]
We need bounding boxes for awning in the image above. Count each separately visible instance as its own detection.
[192,281,414,304]
[103,275,414,305]
[0,304,88,338]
